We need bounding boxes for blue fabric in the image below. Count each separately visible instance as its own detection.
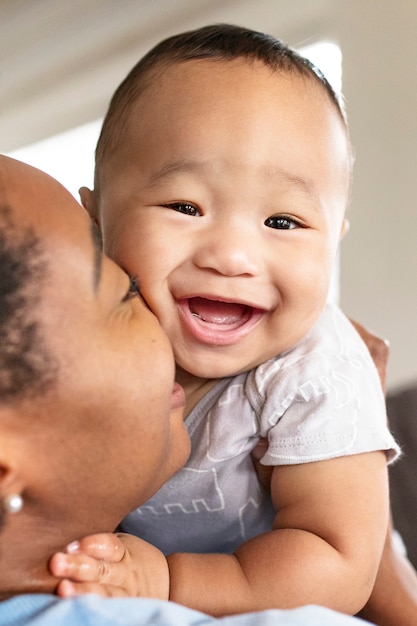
[0,594,373,625]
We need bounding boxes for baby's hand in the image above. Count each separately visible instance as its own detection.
[49,532,169,600]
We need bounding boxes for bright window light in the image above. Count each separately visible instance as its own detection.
[300,41,342,95]
[9,118,102,200]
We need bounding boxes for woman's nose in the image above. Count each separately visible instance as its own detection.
[193,223,262,277]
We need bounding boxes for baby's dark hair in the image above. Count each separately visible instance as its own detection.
[94,23,347,190]
[0,204,58,405]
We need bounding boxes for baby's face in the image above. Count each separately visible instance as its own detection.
[94,59,351,381]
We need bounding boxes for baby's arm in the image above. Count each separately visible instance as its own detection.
[52,450,388,616]
[167,450,388,616]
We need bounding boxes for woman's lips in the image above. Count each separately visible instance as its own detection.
[170,381,186,410]
[177,297,264,346]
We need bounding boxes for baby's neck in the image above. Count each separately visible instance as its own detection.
[175,367,219,417]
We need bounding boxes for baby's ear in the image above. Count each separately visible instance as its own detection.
[79,187,99,224]
[340,217,350,240]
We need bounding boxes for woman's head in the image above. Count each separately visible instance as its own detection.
[0,202,57,405]
[0,156,189,565]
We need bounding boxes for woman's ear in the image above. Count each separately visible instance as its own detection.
[0,451,24,514]
[79,187,99,225]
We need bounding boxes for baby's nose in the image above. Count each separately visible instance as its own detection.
[193,224,261,277]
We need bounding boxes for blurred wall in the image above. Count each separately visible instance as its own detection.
[1,0,416,392]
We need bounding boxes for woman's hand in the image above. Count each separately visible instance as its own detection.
[50,532,169,600]
[349,318,389,392]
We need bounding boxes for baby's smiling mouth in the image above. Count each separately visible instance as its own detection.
[189,297,253,327]
[178,297,264,345]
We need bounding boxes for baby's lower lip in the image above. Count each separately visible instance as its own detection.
[170,381,186,410]
[177,297,264,346]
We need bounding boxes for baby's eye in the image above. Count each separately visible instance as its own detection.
[264,215,300,230]
[163,202,200,216]
[122,275,141,302]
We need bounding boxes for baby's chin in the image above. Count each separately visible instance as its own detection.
[177,354,264,382]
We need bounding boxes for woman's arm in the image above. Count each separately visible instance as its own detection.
[358,518,417,626]
[349,321,417,625]
[252,320,417,625]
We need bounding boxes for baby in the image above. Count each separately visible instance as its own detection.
[51,24,399,617]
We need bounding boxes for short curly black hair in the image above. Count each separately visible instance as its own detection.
[0,204,58,404]
[94,23,348,191]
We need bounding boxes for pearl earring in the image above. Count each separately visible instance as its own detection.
[3,493,23,514]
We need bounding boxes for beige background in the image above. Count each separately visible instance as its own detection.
[1,0,416,393]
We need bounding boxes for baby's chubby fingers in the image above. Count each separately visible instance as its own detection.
[50,551,115,583]
[49,533,125,583]
[51,532,170,599]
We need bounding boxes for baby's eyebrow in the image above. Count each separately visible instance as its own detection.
[264,166,319,202]
[90,220,103,293]
[147,159,206,187]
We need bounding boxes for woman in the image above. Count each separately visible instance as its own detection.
[0,153,190,596]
